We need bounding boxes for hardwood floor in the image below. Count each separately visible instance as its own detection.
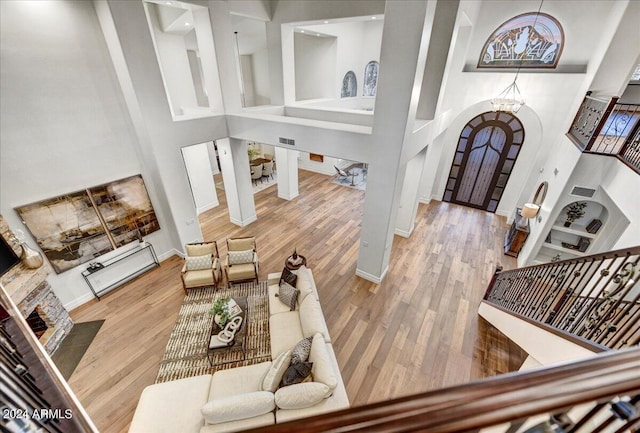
[68,169,521,432]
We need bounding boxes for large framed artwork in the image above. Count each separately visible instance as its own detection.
[15,191,113,274]
[15,175,160,274]
[88,175,160,248]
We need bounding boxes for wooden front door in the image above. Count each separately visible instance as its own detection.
[444,112,525,212]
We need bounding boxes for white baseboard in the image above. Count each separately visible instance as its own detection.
[278,192,299,201]
[197,201,218,215]
[159,249,182,260]
[419,196,431,204]
[355,266,388,284]
[231,214,258,227]
[63,292,95,311]
[394,224,414,238]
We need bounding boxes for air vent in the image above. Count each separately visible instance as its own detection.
[571,186,596,198]
[279,137,295,146]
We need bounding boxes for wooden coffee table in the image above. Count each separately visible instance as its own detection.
[207,297,247,366]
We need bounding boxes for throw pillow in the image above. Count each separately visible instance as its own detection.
[290,336,313,365]
[280,362,313,387]
[295,266,314,303]
[186,254,212,271]
[201,391,275,424]
[276,282,299,311]
[279,267,297,287]
[228,249,253,265]
[262,350,292,393]
[308,333,337,396]
[274,382,330,410]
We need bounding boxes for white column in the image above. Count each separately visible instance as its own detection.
[356,0,435,284]
[275,146,299,201]
[395,148,427,238]
[217,138,257,226]
[181,142,219,214]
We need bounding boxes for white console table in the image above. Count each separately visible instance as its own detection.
[81,242,159,299]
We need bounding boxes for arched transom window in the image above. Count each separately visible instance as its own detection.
[479,12,564,68]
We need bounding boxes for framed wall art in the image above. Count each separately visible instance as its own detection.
[15,174,160,274]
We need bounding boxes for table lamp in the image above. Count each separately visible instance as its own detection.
[517,203,540,229]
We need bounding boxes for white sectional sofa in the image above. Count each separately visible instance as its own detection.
[129,266,349,433]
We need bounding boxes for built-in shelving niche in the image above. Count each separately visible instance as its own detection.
[536,200,608,263]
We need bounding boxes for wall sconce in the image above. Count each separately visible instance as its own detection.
[517,203,540,229]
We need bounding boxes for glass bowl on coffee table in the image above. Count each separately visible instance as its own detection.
[207,297,247,366]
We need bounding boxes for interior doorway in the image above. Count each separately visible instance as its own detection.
[443,111,525,212]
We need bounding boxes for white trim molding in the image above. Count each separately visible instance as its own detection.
[355,266,388,284]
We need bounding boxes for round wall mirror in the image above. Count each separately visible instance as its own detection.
[533,181,548,206]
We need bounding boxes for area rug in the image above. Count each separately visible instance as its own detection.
[331,165,367,191]
[154,281,271,384]
[51,320,104,380]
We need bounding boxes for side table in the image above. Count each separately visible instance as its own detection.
[285,255,307,270]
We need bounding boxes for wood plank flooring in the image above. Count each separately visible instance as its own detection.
[68,169,523,432]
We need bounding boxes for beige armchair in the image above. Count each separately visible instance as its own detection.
[224,237,258,285]
[181,241,221,292]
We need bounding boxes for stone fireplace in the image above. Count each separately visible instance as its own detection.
[18,280,73,353]
[0,214,73,354]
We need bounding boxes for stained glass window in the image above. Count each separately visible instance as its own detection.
[363,61,379,96]
[479,12,564,68]
[341,71,357,97]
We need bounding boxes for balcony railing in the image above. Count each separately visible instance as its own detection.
[568,94,640,174]
[256,348,640,432]
[483,246,640,350]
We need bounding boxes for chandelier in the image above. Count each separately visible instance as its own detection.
[491,79,525,113]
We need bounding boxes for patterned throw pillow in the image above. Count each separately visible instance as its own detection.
[290,336,313,365]
[277,282,299,311]
[280,267,297,287]
[228,249,254,265]
[280,362,313,387]
[186,254,212,271]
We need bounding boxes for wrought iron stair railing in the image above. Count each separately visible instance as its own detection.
[483,246,640,350]
[568,94,640,174]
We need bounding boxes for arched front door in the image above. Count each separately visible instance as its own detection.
[443,111,525,212]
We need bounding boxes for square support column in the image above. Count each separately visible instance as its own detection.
[275,146,299,201]
[217,138,257,226]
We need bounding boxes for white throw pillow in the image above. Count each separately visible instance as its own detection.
[201,391,275,424]
[299,296,328,340]
[262,350,292,392]
[274,382,330,410]
[295,266,314,303]
[186,254,212,271]
[308,333,337,396]
[228,249,254,265]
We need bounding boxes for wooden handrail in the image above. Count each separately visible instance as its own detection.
[254,348,640,432]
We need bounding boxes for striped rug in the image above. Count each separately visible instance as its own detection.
[154,281,271,383]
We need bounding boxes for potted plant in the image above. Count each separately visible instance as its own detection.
[209,297,230,328]
[564,202,587,227]
[247,147,260,161]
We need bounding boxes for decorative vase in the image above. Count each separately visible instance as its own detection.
[214,314,227,328]
[20,243,43,269]
[564,221,571,227]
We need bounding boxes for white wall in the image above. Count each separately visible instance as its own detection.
[251,47,271,105]
[297,151,341,176]
[0,0,174,309]
[145,3,198,116]
[294,33,337,101]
